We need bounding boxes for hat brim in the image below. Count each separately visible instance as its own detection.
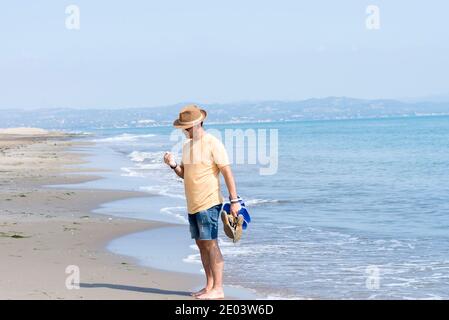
[173,109,207,129]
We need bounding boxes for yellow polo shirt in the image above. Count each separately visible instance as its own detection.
[181,133,230,214]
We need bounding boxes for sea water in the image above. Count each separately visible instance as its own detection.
[65,116,449,299]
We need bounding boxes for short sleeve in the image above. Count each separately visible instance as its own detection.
[211,136,230,168]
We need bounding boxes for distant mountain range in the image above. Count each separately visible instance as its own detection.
[1,97,448,130]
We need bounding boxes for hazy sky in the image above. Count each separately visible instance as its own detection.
[1,0,448,109]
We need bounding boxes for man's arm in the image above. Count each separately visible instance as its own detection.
[163,152,184,179]
[220,165,240,217]
[173,164,184,179]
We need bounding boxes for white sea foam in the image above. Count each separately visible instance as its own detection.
[127,151,167,171]
[245,198,283,206]
[183,253,202,264]
[121,151,167,178]
[138,163,165,170]
[120,167,145,177]
[278,225,299,229]
[219,239,289,257]
[183,237,255,267]
[67,130,93,136]
[160,206,188,224]
[136,119,155,125]
[128,150,166,163]
[128,151,154,162]
[140,185,185,199]
[189,244,199,251]
[94,133,155,143]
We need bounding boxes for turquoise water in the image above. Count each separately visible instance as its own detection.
[75,116,449,299]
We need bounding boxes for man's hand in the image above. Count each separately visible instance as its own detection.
[164,152,184,179]
[230,202,240,217]
[163,152,177,168]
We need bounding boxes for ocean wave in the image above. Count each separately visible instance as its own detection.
[121,151,167,178]
[136,119,156,125]
[138,163,166,170]
[220,241,290,257]
[128,151,154,162]
[183,239,255,265]
[93,133,156,143]
[140,185,185,199]
[160,206,188,224]
[120,163,165,178]
[128,151,166,165]
[182,253,202,265]
[245,198,286,206]
[120,167,146,178]
[189,244,199,251]
[66,130,93,136]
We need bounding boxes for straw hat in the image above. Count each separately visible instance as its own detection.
[173,104,207,129]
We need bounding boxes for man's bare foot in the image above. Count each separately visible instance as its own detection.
[195,288,224,300]
[191,287,212,297]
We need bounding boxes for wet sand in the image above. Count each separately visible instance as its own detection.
[0,129,201,299]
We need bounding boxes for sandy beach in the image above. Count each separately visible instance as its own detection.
[0,128,200,299]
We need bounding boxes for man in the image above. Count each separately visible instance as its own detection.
[163,104,240,300]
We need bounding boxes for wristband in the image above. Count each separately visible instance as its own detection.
[229,196,242,203]
[169,163,178,169]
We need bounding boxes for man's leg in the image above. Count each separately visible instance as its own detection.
[196,239,224,299]
[191,239,214,296]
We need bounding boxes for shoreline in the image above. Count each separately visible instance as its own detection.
[60,137,260,299]
[0,131,202,299]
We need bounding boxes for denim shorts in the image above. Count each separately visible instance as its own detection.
[188,203,222,240]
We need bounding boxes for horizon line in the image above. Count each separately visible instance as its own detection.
[1,95,448,111]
